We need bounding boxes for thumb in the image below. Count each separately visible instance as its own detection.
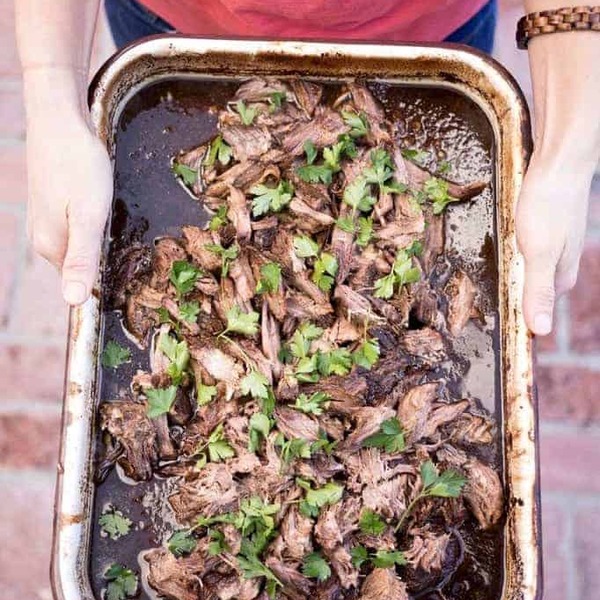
[61,209,105,305]
[522,253,557,336]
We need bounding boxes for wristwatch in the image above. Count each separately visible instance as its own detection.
[516,5,600,49]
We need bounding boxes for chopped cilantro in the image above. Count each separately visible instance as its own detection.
[197,382,217,407]
[304,140,318,165]
[235,100,257,126]
[359,509,387,536]
[146,386,178,419]
[99,507,132,540]
[350,545,370,568]
[168,530,197,557]
[250,181,294,217]
[352,338,380,370]
[373,247,420,299]
[423,177,460,214]
[302,552,331,581]
[158,333,190,385]
[269,91,287,111]
[293,235,319,258]
[401,148,430,164]
[204,242,239,278]
[101,340,131,370]
[256,262,282,294]
[342,110,369,138]
[179,300,200,323]
[297,163,334,185]
[206,424,235,462]
[356,216,374,247]
[171,162,197,186]
[103,564,138,600]
[249,412,271,452]
[363,417,405,453]
[294,391,330,416]
[343,177,376,212]
[204,135,232,167]
[371,550,407,568]
[241,369,269,400]
[317,348,353,377]
[298,480,344,517]
[223,305,260,337]
[312,252,338,292]
[170,260,201,298]
[209,204,229,231]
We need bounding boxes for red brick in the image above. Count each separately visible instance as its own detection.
[535,325,558,354]
[0,144,27,204]
[0,209,20,250]
[575,503,600,596]
[0,344,66,403]
[0,0,20,76]
[0,412,60,468]
[0,84,25,140]
[540,430,600,493]
[9,249,69,338]
[570,241,600,352]
[0,475,54,599]
[537,366,600,423]
[540,497,569,600]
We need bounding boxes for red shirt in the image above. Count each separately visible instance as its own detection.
[140,0,487,42]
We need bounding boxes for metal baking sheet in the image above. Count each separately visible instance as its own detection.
[51,38,539,600]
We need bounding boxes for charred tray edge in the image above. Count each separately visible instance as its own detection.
[51,38,538,600]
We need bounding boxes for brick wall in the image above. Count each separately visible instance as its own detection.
[0,1,598,598]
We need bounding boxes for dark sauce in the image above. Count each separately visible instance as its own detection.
[91,77,503,600]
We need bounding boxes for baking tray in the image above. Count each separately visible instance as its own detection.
[51,38,539,600]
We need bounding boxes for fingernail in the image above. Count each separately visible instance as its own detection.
[63,281,88,305]
[534,313,552,336]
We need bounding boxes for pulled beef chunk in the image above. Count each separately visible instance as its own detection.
[400,328,446,363]
[99,400,157,481]
[339,407,396,454]
[150,238,187,292]
[104,242,152,308]
[271,505,314,561]
[182,226,223,272]
[189,344,244,400]
[358,568,409,600]
[463,459,504,529]
[421,213,445,275]
[451,411,495,446]
[405,528,451,572]
[227,186,252,241]
[265,557,313,600]
[221,124,272,162]
[169,463,240,523]
[145,546,205,600]
[280,106,346,155]
[445,269,477,336]
[397,383,439,443]
[274,406,320,442]
[291,79,323,117]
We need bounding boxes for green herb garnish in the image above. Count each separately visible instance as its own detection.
[101,340,131,370]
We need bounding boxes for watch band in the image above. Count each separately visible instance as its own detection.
[516,5,600,49]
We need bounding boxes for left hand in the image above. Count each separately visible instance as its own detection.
[516,151,592,335]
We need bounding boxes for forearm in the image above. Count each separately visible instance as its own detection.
[524,1,600,174]
[15,0,101,120]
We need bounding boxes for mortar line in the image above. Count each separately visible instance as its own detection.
[0,79,23,90]
[0,201,26,215]
[0,401,62,414]
[0,138,25,147]
[0,469,56,484]
[537,352,600,370]
[540,420,600,436]
[0,332,68,346]
[3,210,30,328]
[543,490,600,505]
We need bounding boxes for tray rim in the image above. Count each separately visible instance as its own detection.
[52,36,539,600]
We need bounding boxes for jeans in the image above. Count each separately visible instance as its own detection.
[105,0,497,53]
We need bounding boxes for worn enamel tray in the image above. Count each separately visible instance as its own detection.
[51,38,540,600]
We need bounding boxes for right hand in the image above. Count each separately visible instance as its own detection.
[25,102,112,305]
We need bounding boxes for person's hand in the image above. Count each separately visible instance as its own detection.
[516,151,592,335]
[25,90,112,306]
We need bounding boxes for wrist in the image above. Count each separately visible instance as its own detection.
[22,66,91,129]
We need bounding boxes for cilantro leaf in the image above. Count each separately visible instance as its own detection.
[336,216,355,233]
[205,135,232,167]
[304,140,318,165]
[363,417,405,453]
[146,386,178,418]
[269,91,287,111]
[317,348,353,377]
[312,252,338,292]
[101,340,131,370]
[437,160,451,175]
[373,272,396,299]
[302,552,331,582]
[294,392,330,416]
[371,549,407,569]
[350,545,370,568]
[224,305,260,337]
[170,260,201,298]
[197,382,217,407]
[204,242,239,278]
[241,370,269,400]
[302,482,344,513]
[171,162,197,186]
[256,262,282,294]
[342,110,369,138]
[209,204,229,231]
[249,412,271,452]
[158,333,190,385]
[237,554,282,586]
[293,235,319,258]
[280,438,313,465]
[99,507,132,540]
[207,529,228,555]
[352,338,380,370]
[299,322,324,340]
[168,530,197,557]
[359,509,386,536]
[343,177,376,212]
[207,424,236,462]
[356,216,374,247]
[297,163,334,185]
[104,564,138,600]
[420,460,466,498]
[364,149,395,188]
[250,181,294,217]
[236,100,257,126]
[373,247,420,299]
[179,300,200,323]
[423,177,460,214]
[401,148,430,164]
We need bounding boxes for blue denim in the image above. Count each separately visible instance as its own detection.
[444,0,498,54]
[105,0,497,53]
